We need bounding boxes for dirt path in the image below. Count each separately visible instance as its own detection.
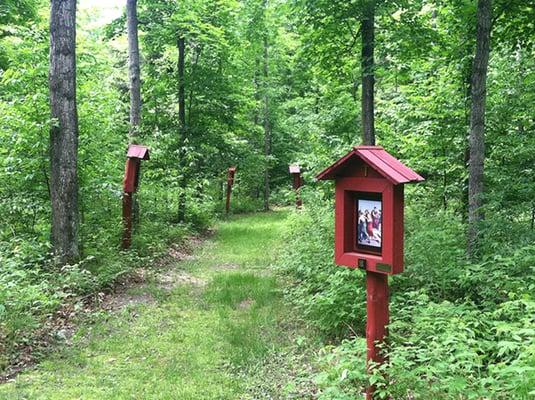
[0,211,317,400]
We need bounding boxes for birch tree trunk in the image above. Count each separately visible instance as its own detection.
[468,0,492,257]
[127,0,141,140]
[361,0,375,146]
[49,0,79,264]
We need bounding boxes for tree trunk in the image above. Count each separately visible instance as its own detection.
[361,0,375,146]
[127,0,141,140]
[254,57,260,126]
[49,0,79,265]
[468,0,492,258]
[178,36,186,129]
[177,36,187,222]
[262,34,271,212]
[187,45,201,127]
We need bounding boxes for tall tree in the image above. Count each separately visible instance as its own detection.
[127,0,141,140]
[468,0,492,257]
[262,32,271,211]
[361,0,375,146]
[177,35,187,222]
[49,0,79,263]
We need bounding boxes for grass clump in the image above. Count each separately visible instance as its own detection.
[1,211,318,399]
[205,272,279,309]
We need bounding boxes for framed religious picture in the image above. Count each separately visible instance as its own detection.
[355,193,382,255]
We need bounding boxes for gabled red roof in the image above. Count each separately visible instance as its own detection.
[289,164,301,174]
[127,144,150,160]
[316,146,424,185]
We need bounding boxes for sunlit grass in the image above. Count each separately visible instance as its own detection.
[208,210,290,268]
[0,210,296,400]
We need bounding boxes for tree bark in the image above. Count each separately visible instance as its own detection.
[254,57,260,126]
[177,36,187,222]
[127,0,141,140]
[361,0,375,146]
[187,45,201,127]
[178,36,186,130]
[468,0,492,258]
[262,33,271,212]
[49,0,79,264]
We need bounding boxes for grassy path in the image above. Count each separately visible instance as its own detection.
[0,211,315,399]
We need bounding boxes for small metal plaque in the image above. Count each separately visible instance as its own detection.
[358,259,367,269]
[376,263,392,273]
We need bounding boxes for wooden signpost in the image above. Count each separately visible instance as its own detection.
[289,164,303,208]
[122,144,150,249]
[317,146,424,399]
[225,166,236,215]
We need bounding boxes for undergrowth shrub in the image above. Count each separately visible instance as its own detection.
[279,195,535,399]
[278,189,366,338]
[0,184,193,374]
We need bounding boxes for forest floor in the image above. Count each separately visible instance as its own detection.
[0,210,320,400]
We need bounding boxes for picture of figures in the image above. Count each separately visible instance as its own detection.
[356,199,382,248]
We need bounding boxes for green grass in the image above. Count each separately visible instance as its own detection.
[0,210,310,400]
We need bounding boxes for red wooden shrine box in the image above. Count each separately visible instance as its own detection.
[123,144,150,193]
[225,166,237,214]
[289,164,302,188]
[227,167,236,185]
[317,146,423,275]
[289,164,303,208]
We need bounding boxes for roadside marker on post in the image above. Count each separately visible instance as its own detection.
[289,164,303,209]
[225,167,236,215]
[316,146,424,399]
[122,144,150,249]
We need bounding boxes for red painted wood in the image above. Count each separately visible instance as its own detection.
[225,184,232,214]
[123,158,140,193]
[226,167,236,214]
[358,150,409,185]
[316,146,423,184]
[291,172,302,208]
[126,144,150,160]
[122,192,133,249]
[317,146,424,399]
[393,185,404,270]
[122,144,149,249]
[366,271,389,400]
[334,177,402,274]
[370,148,422,182]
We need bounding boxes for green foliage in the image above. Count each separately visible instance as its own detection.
[279,198,535,398]
[205,272,279,310]
[313,338,367,399]
[0,212,301,399]
[278,190,366,339]
[1,0,535,395]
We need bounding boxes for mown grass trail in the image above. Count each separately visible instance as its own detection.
[0,210,314,400]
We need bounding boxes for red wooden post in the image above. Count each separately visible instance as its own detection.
[122,157,138,250]
[226,167,236,215]
[293,173,302,208]
[121,145,150,249]
[289,164,302,209]
[122,192,133,249]
[366,271,389,400]
[316,146,424,400]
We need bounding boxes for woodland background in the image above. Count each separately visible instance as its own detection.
[1,0,535,398]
